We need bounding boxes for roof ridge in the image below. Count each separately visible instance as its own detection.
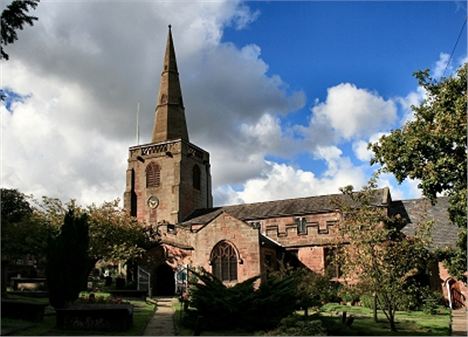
[218,188,387,209]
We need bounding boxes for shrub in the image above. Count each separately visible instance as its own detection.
[188,269,299,331]
[422,291,444,314]
[360,294,378,309]
[293,268,341,315]
[338,286,360,304]
[262,314,326,336]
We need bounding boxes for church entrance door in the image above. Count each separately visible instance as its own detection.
[154,263,175,296]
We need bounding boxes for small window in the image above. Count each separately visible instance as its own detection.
[146,162,160,188]
[192,164,201,190]
[295,217,307,234]
[325,247,343,278]
[211,241,238,282]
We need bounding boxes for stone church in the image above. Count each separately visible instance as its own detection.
[123,27,465,307]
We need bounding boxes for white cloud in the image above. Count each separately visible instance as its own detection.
[397,85,427,123]
[377,173,422,201]
[215,154,368,205]
[1,1,304,204]
[352,132,386,162]
[433,52,451,79]
[310,83,397,140]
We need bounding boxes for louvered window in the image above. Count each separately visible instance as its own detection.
[211,241,238,281]
[146,163,160,188]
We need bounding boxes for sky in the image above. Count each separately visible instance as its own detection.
[1,0,466,207]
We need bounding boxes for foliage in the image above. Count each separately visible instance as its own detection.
[1,0,40,60]
[1,189,53,261]
[262,314,326,336]
[187,269,299,331]
[293,268,340,315]
[1,188,32,222]
[336,180,432,331]
[421,290,444,315]
[370,64,467,280]
[34,196,153,263]
[46,210,92,308]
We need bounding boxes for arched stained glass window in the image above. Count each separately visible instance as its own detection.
[146,162,160,188]
[192,164,201,190]
[210,241,238,281]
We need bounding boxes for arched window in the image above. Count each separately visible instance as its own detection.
[210,241,238,281]
[192,164,201,190]
[146,162,160,188]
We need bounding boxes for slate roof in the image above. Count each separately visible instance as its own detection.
[182,188,390,225]
[390,197,459,250]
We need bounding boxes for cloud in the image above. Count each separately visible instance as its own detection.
[397,85,427,123]
[377,173,422,201]
[214,154,368,205]
[2,1,304,204]
[352,132,386,163]
[433,52,451,79]
[309,83,397,140]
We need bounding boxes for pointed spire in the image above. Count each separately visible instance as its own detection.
[152,25,189,143]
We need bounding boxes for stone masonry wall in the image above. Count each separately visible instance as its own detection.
[188,212,261,283]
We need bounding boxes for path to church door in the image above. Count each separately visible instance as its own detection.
[154,263,175,296]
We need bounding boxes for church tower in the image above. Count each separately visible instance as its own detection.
[124,26,213,225]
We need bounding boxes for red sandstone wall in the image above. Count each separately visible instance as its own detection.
[260,212,341,248]
[439,262,468,307]
[189,212,261,282]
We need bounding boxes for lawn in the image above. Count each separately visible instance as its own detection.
[318,303,451,336]
[1,292,156,336]
[172,302,450,336]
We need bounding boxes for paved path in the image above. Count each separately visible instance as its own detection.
[451,308,467,336]
[143,297,177,336]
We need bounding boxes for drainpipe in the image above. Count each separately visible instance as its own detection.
[446,280,453,309]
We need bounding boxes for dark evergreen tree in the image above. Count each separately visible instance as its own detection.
[46,209,91,308]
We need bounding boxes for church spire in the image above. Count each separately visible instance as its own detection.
[152,25,189,143]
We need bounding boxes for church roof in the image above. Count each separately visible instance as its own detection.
[182,188,391,225]
[390,197,459,250]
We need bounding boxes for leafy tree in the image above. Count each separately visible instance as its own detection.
[1,189,53,289]
[1,0,40,60]
[370,64,467,280]
[46,209,91,308]
[1,188,32,223]
[337,181,432,331]
[34,197,153,264]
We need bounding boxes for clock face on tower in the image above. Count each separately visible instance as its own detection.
[147,195,160,209]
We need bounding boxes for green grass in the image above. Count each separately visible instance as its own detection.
[1,292,156,336]
[3,294,49,305]
[164,301,452,336]
[319,303,451,336]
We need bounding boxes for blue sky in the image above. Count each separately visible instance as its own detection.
[1,0,466,205]
[222,1,467,195]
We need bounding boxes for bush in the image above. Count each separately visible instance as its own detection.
[291,268,341,316]
[262,314,326,336]
[422,291,444,314]
[188,269,299,331]
[360,294,377,309]
[338,286,360,304]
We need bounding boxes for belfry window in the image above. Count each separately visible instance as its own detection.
[146,162,160,188]
[192,164,201,190]
[210,241,238,282]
